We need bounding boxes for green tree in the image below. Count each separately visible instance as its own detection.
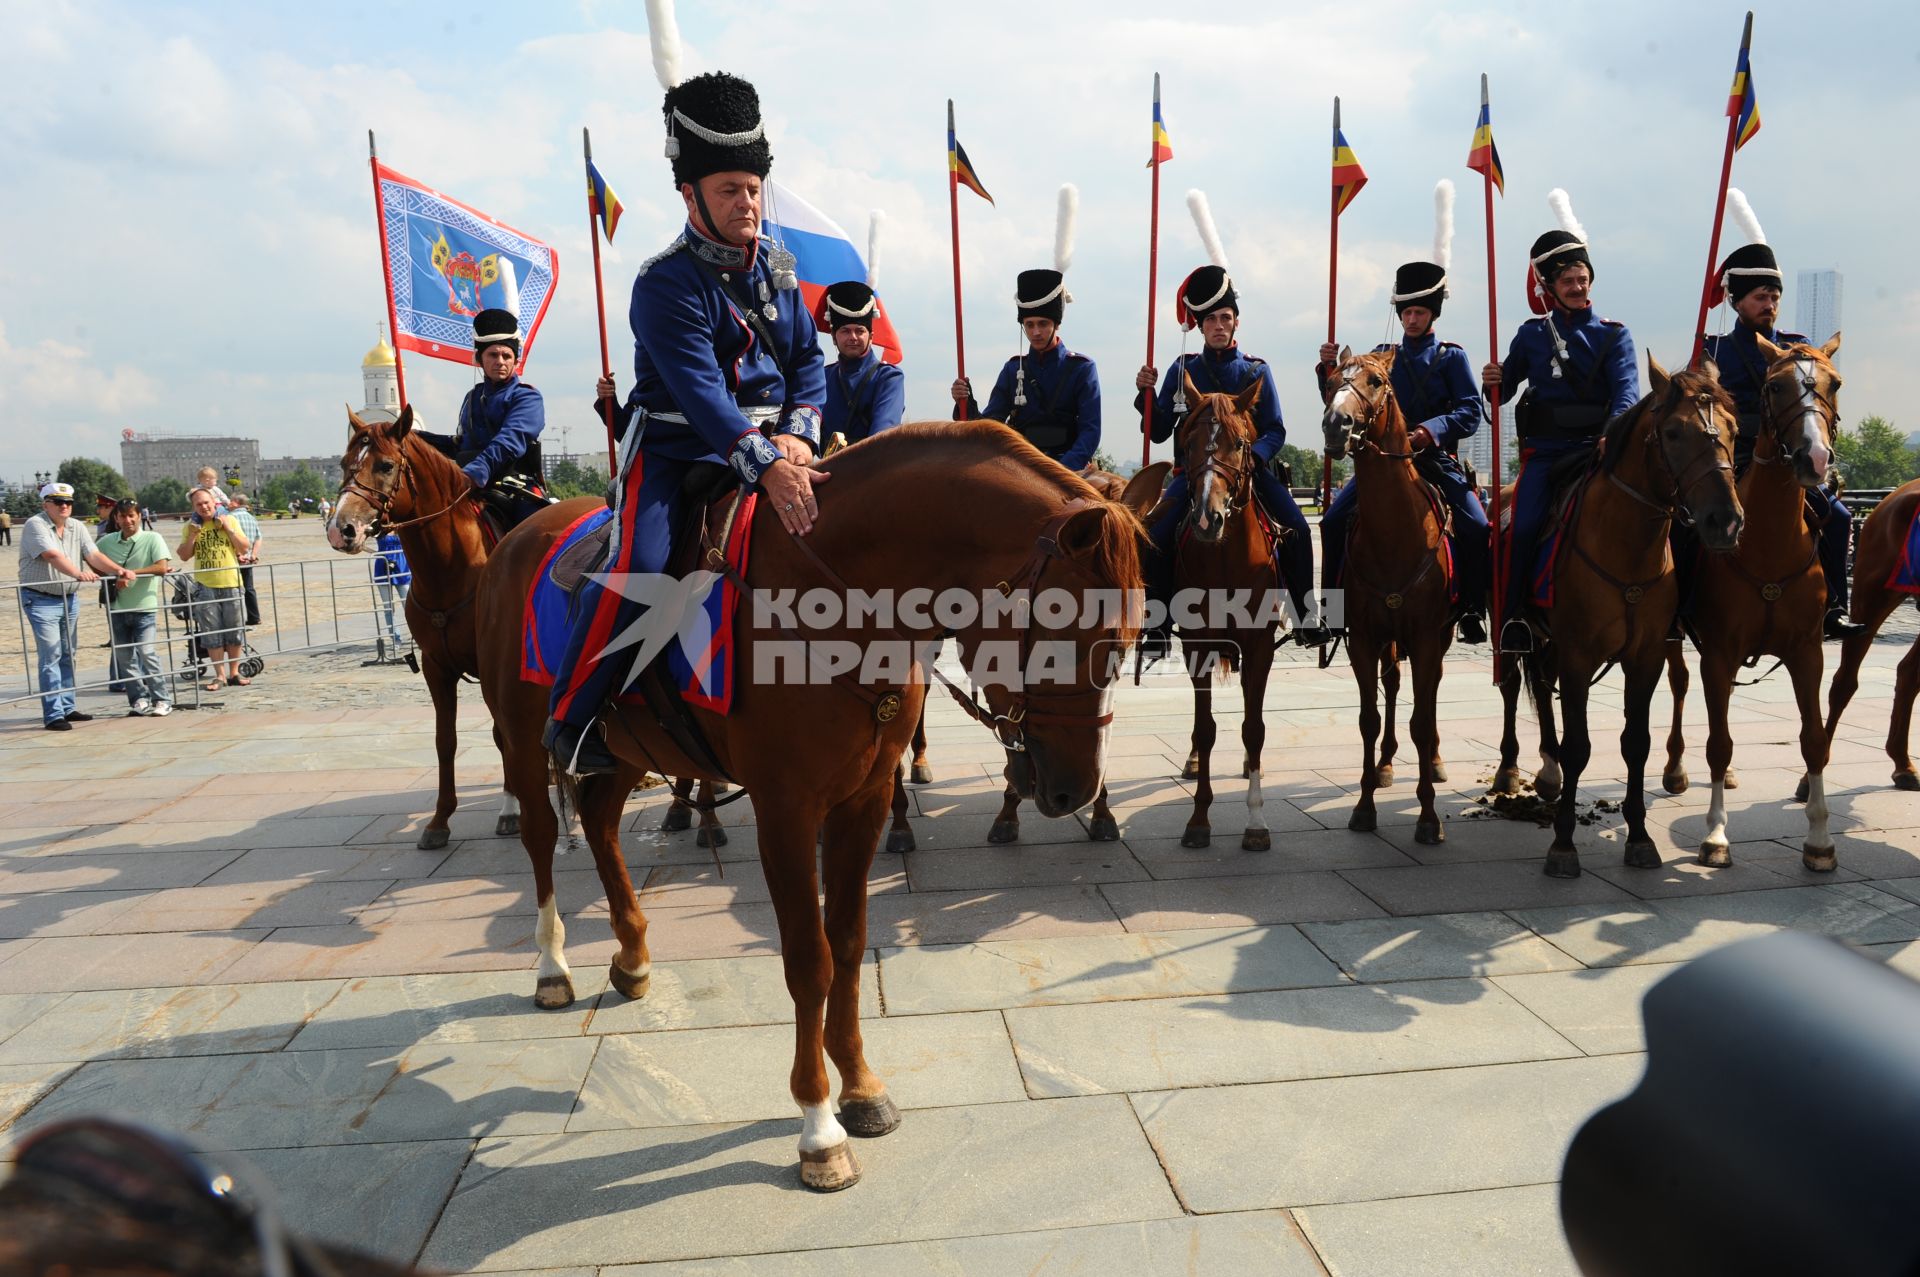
[276,466,331,510]
[1276,443,1348,493]
[56,457,132,505]
[137,477,190,514]
[544,457,607,501]
[4,487,37,519]
[1833,415,1919,490]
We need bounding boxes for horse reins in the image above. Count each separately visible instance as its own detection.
[337,439,481,668]
[1325,364,1445,621]
[1179,402,1256,530]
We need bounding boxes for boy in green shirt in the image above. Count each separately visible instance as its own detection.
[98,499,174,715]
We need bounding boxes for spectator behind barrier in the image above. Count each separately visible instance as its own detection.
[177,486,252,692]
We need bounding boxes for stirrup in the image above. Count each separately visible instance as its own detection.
[1498,617,1533,654]
[545,718,617,776]
[1455,613,1488,645]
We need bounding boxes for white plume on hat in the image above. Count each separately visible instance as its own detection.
[1432,179,1456,271]
[646,0,683,90]
[1547,188,1586,243]
[866,210,884,289]
[1187,189,1230,270]
[1726,188,1767,245]
[1054,184,1078,274]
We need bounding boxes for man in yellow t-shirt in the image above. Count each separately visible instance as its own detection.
[177,486,253,690]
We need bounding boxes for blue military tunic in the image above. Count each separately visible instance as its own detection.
[1321,333,1489,608]
[550,222,826,726]
[437,376,546,488]
[823,349,906,444]
[958,342,1102,472]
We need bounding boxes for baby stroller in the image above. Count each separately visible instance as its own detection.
[168,576,265,687]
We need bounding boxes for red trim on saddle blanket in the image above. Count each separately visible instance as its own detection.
[1888,501,1920,595]
[473,499,499,553]
[676,493,757,714]
[520,506,609,685]
[1532,477,1586,609]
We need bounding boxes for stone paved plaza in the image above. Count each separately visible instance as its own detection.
[1,618,1916,1274]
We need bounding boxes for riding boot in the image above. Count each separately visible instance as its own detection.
[1823,608,1865,640]
[1139,540,1174,663]
[545,717,618,776]
[1456,613,1488,645]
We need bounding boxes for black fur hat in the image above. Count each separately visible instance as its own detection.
[471,308,521,362]
[1176,265,1237,329]
[817,281,877,333]
[662,72,772,189]
[1016,269,1068,326]
[1392,261,1448,317]
[1716,242,1782,305]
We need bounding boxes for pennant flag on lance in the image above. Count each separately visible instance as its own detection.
[764,180,905,364]
[1467,96,1505,195]
[373,161,559,367]
[1148,92,1174,167]
[587,159,624,242]
[1332,121,1368,214]
[950,127,994,205]
[1727,28,1762,150]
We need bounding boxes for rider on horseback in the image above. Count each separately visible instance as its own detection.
[818,278,905,447]
[1317,182,1490,645]
[545,69,827,775]
[949,188,1102,475]
[1134,250,1317,651]
[417,309,550,527]
[1695,213,1862,639]
[1482,190,1641,654]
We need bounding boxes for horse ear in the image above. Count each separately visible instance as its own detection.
[1056,503,1112,560]
[1821,331,1842,361]
[1754,334,1786,363]
[347,404,368,433]
[1378,347,1397,372]
[1647,353,1671,396]
[1233,376,1263,416]
[393,403,415,440]
[1181,368,1201,407]
[1118,462,1171,520]
[1337,345,1353,365]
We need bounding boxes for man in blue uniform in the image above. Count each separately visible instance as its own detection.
[1482,201,1640,653]
[418,308,549,525]
[948,269,1102,473]
[546,70,826,774]
[1700,242,1861,638]
[818,280,905,445]
[1316,256,1489,643]
[1133,264,1317,644]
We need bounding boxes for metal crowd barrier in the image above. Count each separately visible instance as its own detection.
[3,557,417,718]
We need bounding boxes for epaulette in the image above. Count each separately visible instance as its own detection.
[1438,340,1465,350]
[636,237,687,278]
[1779,330,1809,345]
[1370,342,1395,354]
[1599,317,1623,327]
[1065,349,1092,362]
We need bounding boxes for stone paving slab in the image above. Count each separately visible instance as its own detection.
[201,843,454,885]
[290,970,613,1051]
[904,843,1150,891]
[1296,1183,1577,1277]
[1492,963,1683,1056]
[0,850,240,893]
[0,888,150,938]
[604,1210,1327,1275]
[877,925,1344,1016]
[1125,828,1417,878]
[1510,883,1920,967]
[1100,870,1388,931]
[569,1011,1024,1131]
[0,928,268,993]
[1006,978,1581,1096]
[1136,1055,1642,1212]
[582,957,881,1036]
[1339,859,1641,917]
[421,1095,1181,1272]
[867,884,1127,944]
[0,1061,77,1129]
[0,980,345,1064]
[1299,911,1587,982]
[250,1138,474,1266]
[99,877,396,932]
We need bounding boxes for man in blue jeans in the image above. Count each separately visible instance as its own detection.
[16,482,135,730]
[98,499,175,716]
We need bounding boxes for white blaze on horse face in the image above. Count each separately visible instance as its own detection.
[535,896,572,984]
[799,1101,848,1153]
[1789,359,1832,480]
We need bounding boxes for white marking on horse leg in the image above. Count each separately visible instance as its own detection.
[501,790,520,820]
[798,1101,848,1153]
[1804,773,1833,852]
[1245,757,1267,830]
[1537,755,1562,792]
[1704,776,1730,849]
[535,897,572,983]
[615,954,651,983]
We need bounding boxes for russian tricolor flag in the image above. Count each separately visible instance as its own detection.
[763,181,904,364]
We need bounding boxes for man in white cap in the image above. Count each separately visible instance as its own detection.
[16,482,135,730]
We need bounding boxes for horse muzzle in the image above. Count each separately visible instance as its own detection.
[328,518,370,553]
[1322,411,1354,459]
[1696,503,1744,552]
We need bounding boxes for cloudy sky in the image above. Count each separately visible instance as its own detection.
[1,0,1913,479]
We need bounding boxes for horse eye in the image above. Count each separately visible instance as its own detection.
[375,460,396,474]
[1369,376,1383,388]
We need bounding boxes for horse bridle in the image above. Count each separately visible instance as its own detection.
[1610,384,1734,527]
[1180,399,1256,528]
[1327,363,1416,462]
[335,437,470,537]
[1754,355,1839,468]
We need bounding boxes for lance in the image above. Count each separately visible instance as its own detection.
[1476,75,1506,682]
[947,99,969,420]
[1323,97,1342,510]
[1691,11,1754,365]
[583,129,617,470]
[1143,73,1165,467]
[367,130,409,409]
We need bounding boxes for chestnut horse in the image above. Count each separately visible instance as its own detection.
[474,422,1141,1190]
[1813,475,1920,794]
[1165,373,1284,850]
[1661,336,1843,869]
[1494,358,1743,877]
[327,406,517,850]
[1322,347,1453,844]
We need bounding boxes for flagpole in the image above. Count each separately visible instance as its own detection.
[1691,11,1752,366]
[1323,97,1341,511]
[583,128,617,470]
[1477,75,1506,683]
[948,100,970,421]
[368,130,409,410]
[1143,73,1164,467]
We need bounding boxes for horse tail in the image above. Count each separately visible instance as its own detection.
[550,760,582,854]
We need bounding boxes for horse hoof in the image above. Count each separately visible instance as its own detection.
[495,813,520,837]
[1347,808,1376,833]
[1622,839,1662,869]
[1535,778,1562,805]
[1373,765,1395,789]
[1543,848,1581,879]
[1723,768,1740,791]
[799,1142,861,1192]
[1430,760,1448,784]
[695,824,728,849]
[1697,843,1731,869]
[885,828,916,855]
[1241,828,1271,853]
[987,819,1020,844]
[1489,768,1522,797]
[1414,819,1444,846]
[1893,770,1920,792]
[1180,826,1211,849]
[608,963,651,1000]
[1180,760,1200,781]
[1087,815,1119,841]
[1802,847,1837,873]
[417,828,450,851]
[839,1094,902,1138]
[533,975,575,1010]
[1792,776,1810,804]
[660,807,692,833]
[1663,770,1689,795]
[909,762,934,785]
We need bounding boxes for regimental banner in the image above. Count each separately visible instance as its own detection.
[374,161,559,367]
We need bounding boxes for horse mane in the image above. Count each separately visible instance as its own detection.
[1599,366,1732,474]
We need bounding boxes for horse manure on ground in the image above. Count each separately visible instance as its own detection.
[1467,780,1621,828]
